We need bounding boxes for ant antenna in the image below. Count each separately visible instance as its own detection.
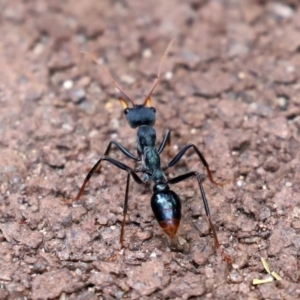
[81,51,135,106]
[143,39,174,105]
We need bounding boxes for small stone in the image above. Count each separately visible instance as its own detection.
[291,221,300,229]
[237,180,243,187]
[57,249,70,261]
[268,2,294,19]
[32,269,84,299]
[276,96,288,109]
[263,157,280,172]
[259,206,271,221]
[78,76,91,88]
[56,230,66,239]
[120,74,136,85]
[178,237,187,245]
[260,117,291,139]
[63,80,74,90]
[31,205,39,212]
[135,230,152,242]
[160,272,205,299]
[89,272,114,287]
[126,260,167,296]
[165,71,173,80]
[192,242,213,266]
[292,237,300,249]
[238,72,246,79]
[229,270,243,283]
[70,88,86,104]
[25,89,43,102]
[142,48,152,58]
[109,118,120,130]
[190,128,196,134]
[97,216,108,225]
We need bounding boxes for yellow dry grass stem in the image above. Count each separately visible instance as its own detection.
[252,258,282,285]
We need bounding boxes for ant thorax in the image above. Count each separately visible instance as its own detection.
[136,125,156,156]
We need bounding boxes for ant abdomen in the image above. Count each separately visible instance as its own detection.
[151,189,182,239]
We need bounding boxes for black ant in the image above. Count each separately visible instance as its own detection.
[76,42,232,263]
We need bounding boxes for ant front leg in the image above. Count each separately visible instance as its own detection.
[99,157,144,247]
[95,140,139,172]
[167,171,232,263]
[78,155,144,247]
[157,129,173,157]
[163,143,225,187]
[75,140,139,201]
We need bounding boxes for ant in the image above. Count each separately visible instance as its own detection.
[76,42,232,263]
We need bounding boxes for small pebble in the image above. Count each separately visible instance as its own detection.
[165,71,173,80]
[190,128,196,134]
[178,237,187,245]
[237,180,243,187]
[269,2,294,18]
[120,74,135,85]
[291,221,300,230]
[78,76,91,88]
[70,88,86,104]
[136,230,152,242]
[229,270,243,283]
[142,48,152,58]
[238,72,246,79]
[63,80,74,90]
[98,216,108,225]
[276,96,288,109]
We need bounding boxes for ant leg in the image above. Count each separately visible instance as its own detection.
[157,129,172,156]
[75,141,139,201]
[162,143,225,186]
[103,140,139,160]
[95,140,140,172]
[78,155,144,246]
[167,171,232,263]
[100,157,144,246]
[75,156,104,201]
[120,173,130,245]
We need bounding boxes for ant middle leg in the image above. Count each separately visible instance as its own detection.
[75,141,139,201]
[167,171,232,263]
[162,143,225,186]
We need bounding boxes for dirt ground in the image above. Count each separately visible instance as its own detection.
[0,0,300,299]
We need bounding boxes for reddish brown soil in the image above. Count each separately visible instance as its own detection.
[1,0,300,299]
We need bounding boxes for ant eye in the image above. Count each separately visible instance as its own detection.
[124,108,129,114]
[151,107,156,113]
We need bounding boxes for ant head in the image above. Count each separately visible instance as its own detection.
[119,97,156,129]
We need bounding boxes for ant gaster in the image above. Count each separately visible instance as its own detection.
[77,42,232,263]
